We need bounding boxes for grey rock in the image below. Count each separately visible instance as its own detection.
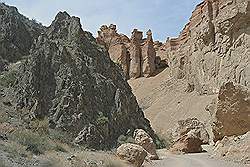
[14,11,157,149]
[0,3,44,69]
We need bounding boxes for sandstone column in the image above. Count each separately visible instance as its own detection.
[142,29,156,76]
[129,29,143,78]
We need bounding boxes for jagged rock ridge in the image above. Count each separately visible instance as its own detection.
[0,3,44,71]
[12,11,157,149]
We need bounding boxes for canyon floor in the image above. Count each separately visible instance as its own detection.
[145,149,249,167]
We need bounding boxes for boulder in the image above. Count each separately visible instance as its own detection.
[117,143,147,167]
[212,82,250,142]
[172,118,209,144]
[170,130,203,153]
[133,129,159,160]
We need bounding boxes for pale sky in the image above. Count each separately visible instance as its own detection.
[3,0,202,41]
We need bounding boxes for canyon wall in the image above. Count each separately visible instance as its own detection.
[130,0,250,143]
[156,0,250,94]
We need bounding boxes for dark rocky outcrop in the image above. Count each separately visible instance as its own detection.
[0,3,44,69]
[14,11,157,149]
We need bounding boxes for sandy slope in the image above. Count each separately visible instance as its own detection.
[128,68,217,137]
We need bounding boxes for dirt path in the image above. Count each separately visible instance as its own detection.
[144,151,249,167]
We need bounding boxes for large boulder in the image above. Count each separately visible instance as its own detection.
[172,118,209,144]
[170,130,203,153]
[117,143,147,167]
[14,11,157,149]
[133,129,159,160]
[212,82,250,142]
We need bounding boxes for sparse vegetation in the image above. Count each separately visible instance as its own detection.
[96,112,109,125]
[8,128,69,155]
[117,134,135,145]
[156,132,174,149]
[0,70,17,87]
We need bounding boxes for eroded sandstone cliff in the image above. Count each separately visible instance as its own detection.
[129,0,250,144]
[97,25,165,79]
[156,0,250,94]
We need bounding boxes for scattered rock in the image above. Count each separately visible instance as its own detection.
[133,129,159,160]
[117,143,147,167]
[212,132,250,164]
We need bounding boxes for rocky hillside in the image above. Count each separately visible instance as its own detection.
[0,3,44,70]
[0,3,159,150]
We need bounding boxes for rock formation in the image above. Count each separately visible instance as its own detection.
[97,25,165,79]
[13,11,158,149]
[129,29,143,78]
[133,129,159,160]
[170,130,203,153]
[212,82,250,142]
[117,143,147,167]
[154,0,250,94]
[172,118,209,144]
[0,3,44,70]
[141,30,156,76]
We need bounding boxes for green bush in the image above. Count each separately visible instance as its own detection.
[117,135,135,145]
[10,129,51,155]
[155,132,174,149]
[96,112,109,125]
[0,70,17,87]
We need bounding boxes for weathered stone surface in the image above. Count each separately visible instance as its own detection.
[212,132,250,164]
[155,0,250,94]
[133,129,159,160]
[212,82,250,142]
[97,25,161,79]
[0,3,44,69]
[129,29,143,78]
[117,143,147,167]
[141,30,156,76]
[172,118,209,144]
[170,130,203,153]
[96,24,131,79]
[14,12,157,149]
